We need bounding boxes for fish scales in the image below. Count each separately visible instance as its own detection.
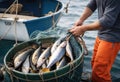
[66,39,74,61]
[14,49,33,69]
[47,41,67,68]
[56,57,67,69]
[51,36,66,54]
[37,47,51,68]
[32,46,41,66]
[22,55,30,73]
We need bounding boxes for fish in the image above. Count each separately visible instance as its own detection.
[32,46,41,66]
[37,47,51,68]
[47,41,67,68]
[22,55,30,73]
[45,59,49,65]
[29,54,37,73]
[14,49,33,69]
[56,57,67,70]
[66,39,74,61]
[41,63,47,68]
[51,36,65,54]
[40,68,50,73]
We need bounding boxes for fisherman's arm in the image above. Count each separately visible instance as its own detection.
[70,20,101,36]
[74,0,97,26]
[74,7,93,26]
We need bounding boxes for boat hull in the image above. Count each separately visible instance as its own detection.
[0,19,30,41]
[0,0,64,41]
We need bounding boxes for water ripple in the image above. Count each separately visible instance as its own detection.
[58,0,120,81]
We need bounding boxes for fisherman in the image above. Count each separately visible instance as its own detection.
[70,0,120,82]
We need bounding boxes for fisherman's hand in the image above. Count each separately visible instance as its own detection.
[69,26,86,37]
[74,19,83,26]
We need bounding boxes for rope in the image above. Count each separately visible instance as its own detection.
[0,0,19,45]
[51,0,72,29]
[52,2,60,29]
[77,36,88,55]
[0,0,17,40]
[50,1,72,29]
[39,72,44,82]
[0,23,13,40]
[0,0,17,18]
[68,61,74,77]
[13,0,19,46]
[0,18,19,43]
[64,0,71,13]
[6,68,14,82]
[54,70,58,82]
[51,12,62,29]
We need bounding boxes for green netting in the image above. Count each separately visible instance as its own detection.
[30,28,60,39]
[4,34,84,82]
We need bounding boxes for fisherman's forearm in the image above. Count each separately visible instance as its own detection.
[79,7,93,23]
[80,20,101,31]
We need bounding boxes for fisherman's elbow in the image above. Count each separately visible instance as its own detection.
[99,16,115,28]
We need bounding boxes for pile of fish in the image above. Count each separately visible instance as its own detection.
[8,35,80,74]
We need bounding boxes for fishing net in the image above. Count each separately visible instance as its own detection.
[30,28,67,40]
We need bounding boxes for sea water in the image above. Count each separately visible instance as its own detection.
[57,0,120,81]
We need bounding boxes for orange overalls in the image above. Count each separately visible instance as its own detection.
[91,37,120,82]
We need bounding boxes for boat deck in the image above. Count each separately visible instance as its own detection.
[0,13,38,20]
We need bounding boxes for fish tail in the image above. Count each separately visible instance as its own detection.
[41,68,50,73]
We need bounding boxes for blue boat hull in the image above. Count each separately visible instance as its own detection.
[0,0,64,41]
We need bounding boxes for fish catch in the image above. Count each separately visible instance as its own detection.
[9,34,81,74]
[51,36,66,54]
[14,49,33,69]
[22,55,30,73]
[56,57,67,69]
[32,46,42,66]
[47,41,67,68]
[37,47,51,68]
[66,39,74,61]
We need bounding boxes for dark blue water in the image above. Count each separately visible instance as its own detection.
[57,0,120,81]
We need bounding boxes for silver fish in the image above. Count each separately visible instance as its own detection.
[37,47,51,68]
[32,46,41,66]
[29,54,37,73]
[39,63,47,74]
[41,63,47,68]
[14,49,33,69]
[47,41,67,68]
[51,36,65,54]
[56,57,67,70]
[66,39,74,61]
[22,55,30,73]
[45,59,49,65]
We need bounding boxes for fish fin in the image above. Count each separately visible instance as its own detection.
[41,68,50,73]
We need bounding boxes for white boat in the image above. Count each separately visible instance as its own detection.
[0,0,64,41]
